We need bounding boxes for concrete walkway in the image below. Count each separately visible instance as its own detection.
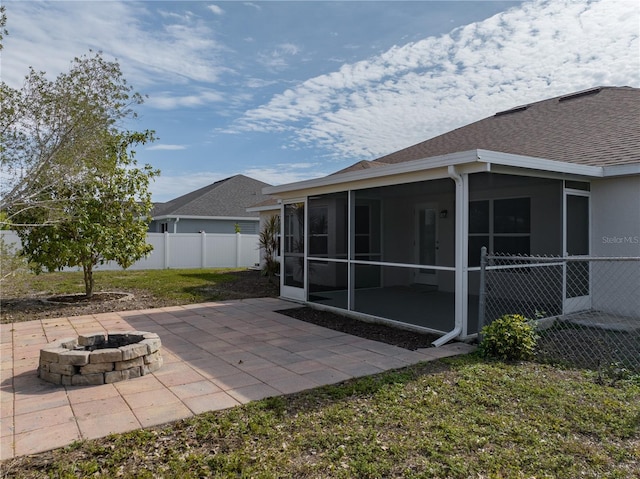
[0,298,475,460]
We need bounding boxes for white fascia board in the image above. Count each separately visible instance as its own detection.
[264,150,481,196]
[602,163,640,177]
[476,150,604,177]
[263,149,611,199]
[152,215,259,221]
[246,204,280,213]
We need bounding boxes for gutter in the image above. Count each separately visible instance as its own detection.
[432,165,465,347]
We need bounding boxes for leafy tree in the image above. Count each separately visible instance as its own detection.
[1,51,145,225]
[3,46,160,297]
[0,6,7,50]
[13,131,159,298]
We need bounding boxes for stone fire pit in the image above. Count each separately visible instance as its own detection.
[38,331,162,386]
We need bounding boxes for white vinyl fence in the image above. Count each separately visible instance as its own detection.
[0,231,260,271]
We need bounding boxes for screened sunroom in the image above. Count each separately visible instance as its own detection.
[261,150,599,343]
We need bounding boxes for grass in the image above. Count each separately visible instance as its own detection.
[4,268,247,303]
[3,357,639,478]
[2,270,639,476]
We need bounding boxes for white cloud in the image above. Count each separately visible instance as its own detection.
[146,90,224,110]
[207,4,224,16]
[258,43,303,71]
[243,163,329,186]
[232,0,640,160]
[2,1,230,90]
[243,3,262,12]
[147,144,188,151]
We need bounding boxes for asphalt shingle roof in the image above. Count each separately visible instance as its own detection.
[371,86,639,168]
[152,175,272,218]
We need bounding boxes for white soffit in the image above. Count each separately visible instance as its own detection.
[264,150,481,196]
[264,149,619,198]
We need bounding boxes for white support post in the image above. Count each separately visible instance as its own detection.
[201,231,207,268]
[164,232,170,269]
[236,233,241,267]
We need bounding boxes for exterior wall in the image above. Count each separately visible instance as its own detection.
[590,176,640,316]
[149,218,259,234]
[591,176,640,257]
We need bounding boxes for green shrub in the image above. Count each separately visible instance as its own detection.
[480,313,537,361]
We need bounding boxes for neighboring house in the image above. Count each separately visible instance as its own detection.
[255,86,640,343]
[150,175,272,234]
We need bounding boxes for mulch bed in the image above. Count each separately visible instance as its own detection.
[277,307,441,350]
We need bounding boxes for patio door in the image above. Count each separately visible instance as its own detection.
[281,201,306,301]
[414,203,439,286]
[564,192,591,314]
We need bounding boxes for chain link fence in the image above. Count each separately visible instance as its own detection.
[479,249,640,375]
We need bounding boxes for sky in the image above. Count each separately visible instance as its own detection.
[2,0,639,203]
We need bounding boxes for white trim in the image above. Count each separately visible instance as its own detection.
[263,149,623,198]
[603,164,640,177]
[246,204,280,213]
[562,187,592,314]
[476,150,604,177]
[280,198,307,302]
[264,150,481,195]
[433,165,466,346]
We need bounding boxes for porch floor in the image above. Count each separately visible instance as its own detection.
[309,287,480,335]
[561,311,640,333]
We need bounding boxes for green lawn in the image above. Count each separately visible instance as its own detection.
[2,269,639,477]
[4,357,639,478]
[5,268,252,302]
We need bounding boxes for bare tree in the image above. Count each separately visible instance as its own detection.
[1,51,146,226]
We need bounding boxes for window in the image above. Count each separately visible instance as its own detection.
[160,222,169,233]
[469,198,530,265]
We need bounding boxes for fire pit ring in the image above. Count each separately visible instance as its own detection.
[38,331,162,386]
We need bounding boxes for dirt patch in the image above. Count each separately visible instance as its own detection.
[278,307,441,350]
[43,292,133,304]
[1,290,175,324]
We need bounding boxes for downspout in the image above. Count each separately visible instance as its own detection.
[173,217,180,234]
[433,165,466,347]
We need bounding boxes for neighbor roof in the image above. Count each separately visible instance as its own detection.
[152,175,272,218]
[372,86,639,168]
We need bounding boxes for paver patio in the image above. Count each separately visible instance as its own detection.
[0,297,474,460]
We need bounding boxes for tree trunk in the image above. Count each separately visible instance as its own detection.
[83,264,94,298]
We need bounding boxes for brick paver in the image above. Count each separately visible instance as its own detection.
[0,297,475,460]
